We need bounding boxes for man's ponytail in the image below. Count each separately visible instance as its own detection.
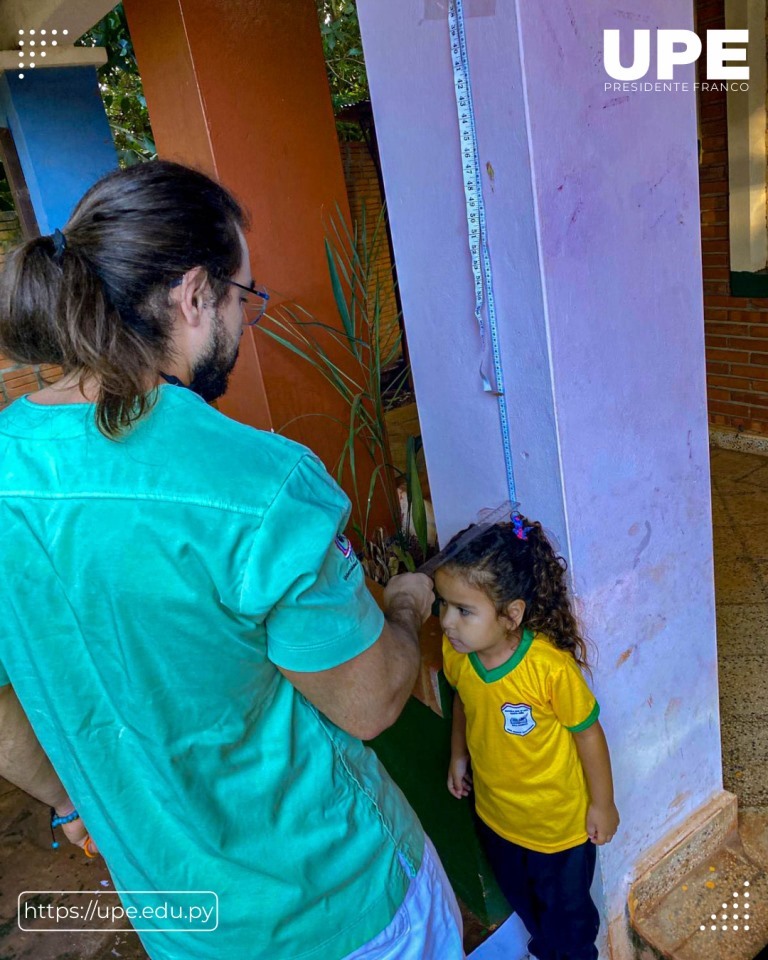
[0,235,68,365]
[0,235,167,437]
[57,244,168,436]
[0,159,245,438]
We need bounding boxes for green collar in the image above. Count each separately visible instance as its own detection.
[469,628,534,683]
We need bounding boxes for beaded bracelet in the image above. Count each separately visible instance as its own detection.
[50,807,80,849]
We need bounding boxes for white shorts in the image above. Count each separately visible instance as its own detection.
[344,837,464,959]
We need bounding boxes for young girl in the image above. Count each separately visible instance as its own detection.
[437,515,619,960]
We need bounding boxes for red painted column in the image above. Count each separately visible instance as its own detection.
[124,0,382,524]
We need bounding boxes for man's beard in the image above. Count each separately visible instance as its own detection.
[188,312,240,402]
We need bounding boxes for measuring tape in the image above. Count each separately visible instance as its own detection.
[448,0,517,506]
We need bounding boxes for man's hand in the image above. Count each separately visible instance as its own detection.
[278,573,435,741]
[586,801,620,845]
[447,754,473,799]
[383,573,434,625]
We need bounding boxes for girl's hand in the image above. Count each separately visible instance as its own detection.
[447,754,473,798]
[586,802,620,845]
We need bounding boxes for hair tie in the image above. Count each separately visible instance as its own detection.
[52,228,67,261]
[512,514,532,541]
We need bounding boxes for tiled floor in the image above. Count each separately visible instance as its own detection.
[712,447,768,808]
[0,776,147,958]
[632,446,768,959]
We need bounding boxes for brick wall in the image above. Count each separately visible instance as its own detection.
[0,210,61,410]
[339,141,402,365]
[698,0,768,434]
[0,210,20,252]
[0,356,61,407]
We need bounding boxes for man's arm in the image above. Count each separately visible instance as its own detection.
[278,573,433,741]
[0,685,69,808]
[0,686,93,848]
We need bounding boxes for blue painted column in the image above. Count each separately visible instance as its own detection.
[0,67,117,234]
[358,1,719,956]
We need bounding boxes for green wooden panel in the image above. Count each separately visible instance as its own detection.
[369,696,510,926]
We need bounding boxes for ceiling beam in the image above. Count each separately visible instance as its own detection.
[0,46,107,72]
[0,0,117,51]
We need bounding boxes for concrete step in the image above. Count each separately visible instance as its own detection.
[632,809,768,959]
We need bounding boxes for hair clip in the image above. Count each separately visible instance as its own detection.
[52,228,67,261]
[512,514,532,541]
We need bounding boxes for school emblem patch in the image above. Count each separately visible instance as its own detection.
[501,702,536,736]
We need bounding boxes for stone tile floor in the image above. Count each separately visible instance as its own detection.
[0,776,147,959]
[2,444,767,959]
[712,447,768,807]
[647,445,768,960]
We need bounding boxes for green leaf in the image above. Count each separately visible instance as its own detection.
[325,237,359,359]
[280,314,367,352]
[363,462,387,538]
[346,393,363,511]
[406,436,428,556]
[351,519,364,543]
[382,335,404,369]
[264,201,412,542]
[392,544,417,573]
[261,328,357,403]
[336,441,349,486]
[258,327,315,365]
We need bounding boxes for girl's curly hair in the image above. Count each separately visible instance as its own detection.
[440,517,590,670]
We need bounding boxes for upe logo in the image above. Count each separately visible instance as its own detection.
[603,29,748,82]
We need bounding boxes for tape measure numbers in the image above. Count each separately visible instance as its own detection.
[448,0,517,505]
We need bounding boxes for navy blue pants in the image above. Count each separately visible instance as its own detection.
[477,819,599,960]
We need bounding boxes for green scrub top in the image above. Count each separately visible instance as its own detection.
[0,385,424,959]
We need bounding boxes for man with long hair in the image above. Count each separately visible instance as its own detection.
[0,160,463,959]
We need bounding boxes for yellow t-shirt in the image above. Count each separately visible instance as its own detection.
[442,629,599,853]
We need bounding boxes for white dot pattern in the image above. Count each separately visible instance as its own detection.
[699,878,756,935]
[16,23,72,77]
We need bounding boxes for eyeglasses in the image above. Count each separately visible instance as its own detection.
[169,275,270,326]
[227,279,270,326]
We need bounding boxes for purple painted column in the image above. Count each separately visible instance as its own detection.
[358,0,719,954]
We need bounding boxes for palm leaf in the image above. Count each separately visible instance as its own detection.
[262,205,415,560]
[325,238,359,358]
[406,435,428,556]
